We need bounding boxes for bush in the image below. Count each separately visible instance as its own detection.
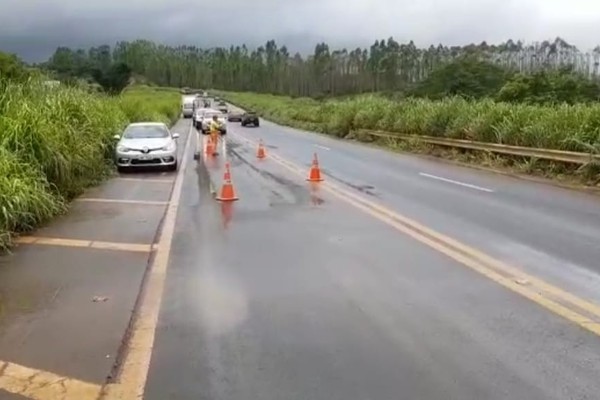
[218,91,600,152]
[409,57,512,100]
[0,80,180,250]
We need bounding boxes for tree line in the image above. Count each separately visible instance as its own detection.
[38,37,600,102]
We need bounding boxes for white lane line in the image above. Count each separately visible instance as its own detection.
[314,144,330,151]
[419,172,494,193]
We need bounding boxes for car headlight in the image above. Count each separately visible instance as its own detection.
[117,145,131,152]
[160,141,176,151]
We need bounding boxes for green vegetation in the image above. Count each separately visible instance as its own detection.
[42,45,133,94]
[0,53,180,250]
[221,90,600,184]
[219,91,600,151]
[42,37,600,99]
[407,57,512,100]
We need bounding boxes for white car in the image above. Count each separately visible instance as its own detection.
[114,122,179,172]
[193,107,214,129]
[199,110,227,135]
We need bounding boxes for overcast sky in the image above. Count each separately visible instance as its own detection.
[1,0,599,62]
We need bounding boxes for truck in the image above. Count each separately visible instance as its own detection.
[181,95,196,118]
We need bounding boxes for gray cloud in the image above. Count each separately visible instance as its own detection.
[1,0,599,62]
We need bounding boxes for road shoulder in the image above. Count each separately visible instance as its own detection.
[0,120,190,399]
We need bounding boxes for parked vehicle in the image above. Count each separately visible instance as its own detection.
[114,122,179,172]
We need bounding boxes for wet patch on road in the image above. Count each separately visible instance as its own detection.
[321,169,379,197]
[227,146,313,206]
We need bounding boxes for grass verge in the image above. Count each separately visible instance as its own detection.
[217,91,600,186]
[0,80,180,251]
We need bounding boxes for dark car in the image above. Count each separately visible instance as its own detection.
[241,111,259,127]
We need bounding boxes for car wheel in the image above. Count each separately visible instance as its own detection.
[255,121,260,127]
[168,161,178,172]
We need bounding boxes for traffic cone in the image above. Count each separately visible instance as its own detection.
[307,152,324,182]
[216,162,239,201]
[257,139,266,159]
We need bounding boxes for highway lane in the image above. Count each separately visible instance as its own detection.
[142,123,600,400]
[227,116,600,305]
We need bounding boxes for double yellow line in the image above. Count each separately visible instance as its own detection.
[236,133,600,337]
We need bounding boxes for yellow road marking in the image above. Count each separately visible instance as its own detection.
[15,236,156,253]
[76,198,168,206]
[0,360,101,400]
[99,123,193,399]
[233,132,600,335]
[114,178,174,184]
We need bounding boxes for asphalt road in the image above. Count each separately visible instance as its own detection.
[228,118,600,304]
[142,114,600,400]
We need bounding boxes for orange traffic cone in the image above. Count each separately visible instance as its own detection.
[307,152,324,182]
[216,162,239,201]
[257,139,266,159]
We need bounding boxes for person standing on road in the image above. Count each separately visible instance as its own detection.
[208,115,222,156]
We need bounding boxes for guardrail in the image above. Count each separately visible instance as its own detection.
[355,129,600,165]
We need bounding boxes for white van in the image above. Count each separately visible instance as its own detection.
[182,96,196,118]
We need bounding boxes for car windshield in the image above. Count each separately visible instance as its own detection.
[123,125,169,139]
[205,113,221,119]
[183,103,193,109]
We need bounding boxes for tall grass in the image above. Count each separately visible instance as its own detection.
[219,92,600,153]
[0,80,180,250]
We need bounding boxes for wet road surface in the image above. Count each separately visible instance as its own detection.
[229,117,600,304]
[143,119,600,400]
[1,109,600,399]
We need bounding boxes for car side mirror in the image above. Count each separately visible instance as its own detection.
[172,133,180,139]
[113,134,120,140]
